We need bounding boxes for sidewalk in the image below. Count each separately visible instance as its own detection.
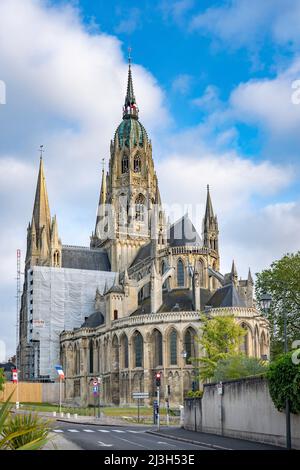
[147,426,283,450]
[42,432,82,451]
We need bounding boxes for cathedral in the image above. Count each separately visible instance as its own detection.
[18,60,269,406]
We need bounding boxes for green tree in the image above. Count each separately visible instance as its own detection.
[0,368,5,392]
[196,315,246,381]
[255,252,300,358]
[212,354,268,382]
[267,351,300,414]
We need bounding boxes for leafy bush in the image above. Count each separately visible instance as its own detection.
[267,351,300,414]
[212,354,268,382]
[186,390,203,398]
[0,369,5,392]
[0,394,50,450]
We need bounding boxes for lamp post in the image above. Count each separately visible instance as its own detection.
[181,350,187,404]
[259,292,291,450]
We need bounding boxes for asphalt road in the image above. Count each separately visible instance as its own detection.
[52,422,212,450]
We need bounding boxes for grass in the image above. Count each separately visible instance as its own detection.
[3,402,180,421]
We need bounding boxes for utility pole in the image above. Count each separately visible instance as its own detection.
[155,372,161,431]
[284,311,291,450]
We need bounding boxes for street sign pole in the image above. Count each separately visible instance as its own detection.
[157,386,160,431]
[59,376,62,414]
[138,398,140,423]
[98,377,101,419]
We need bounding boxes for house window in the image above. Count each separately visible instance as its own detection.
[184,329,196,364]
[114,310,118,320]
[177,259,185,287]
[153,329,163,367]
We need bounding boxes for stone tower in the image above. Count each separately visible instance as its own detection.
[91,60,162,271]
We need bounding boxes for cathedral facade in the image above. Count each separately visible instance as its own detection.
[18,61,269,406]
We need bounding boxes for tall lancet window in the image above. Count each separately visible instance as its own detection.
[122,154,129,174]
[177,259,185,287]
[134,154,141,172]
[135,194,145,221]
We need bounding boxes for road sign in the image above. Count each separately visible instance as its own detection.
[217,382,223,395]
[93,385,98,392]
[132,392,149,399]
[12,369,18,383]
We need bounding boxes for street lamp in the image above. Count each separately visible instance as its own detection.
[259,292,291,450]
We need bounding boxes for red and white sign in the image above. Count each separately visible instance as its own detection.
[93,380,98,386]
[12,369,18,383]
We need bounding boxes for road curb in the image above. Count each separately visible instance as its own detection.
[56,419,144,428]
[146,430,233,450]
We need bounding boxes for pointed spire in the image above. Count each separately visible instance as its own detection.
[124,268,129,285]
[231,260,238,286]
[123,50,139,120]
[248,268,253,285]
[94,159,107,239]
[204,184,215,225]
[32,147,51,237]
[155,183,162,206]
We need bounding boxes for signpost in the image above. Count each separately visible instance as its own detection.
[12,368,19,409]
[132,392,149,423]
[55,365,65,414]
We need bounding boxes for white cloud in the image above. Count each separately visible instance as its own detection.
[190,0,300,50]
[171,74,193,95]
[115,8,141,34]
[192,85,220,110]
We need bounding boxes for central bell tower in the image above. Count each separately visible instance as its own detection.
[91,58,164,272]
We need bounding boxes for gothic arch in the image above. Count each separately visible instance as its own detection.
[183,326,197,365]
[132,330,144,368]
[120,333,129,369]
[167,327,178,366]
[177,258,185,287]
[135,194,145,222]
[112,334,120,371]
[150,328,163,368]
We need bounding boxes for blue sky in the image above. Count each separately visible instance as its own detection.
[0,0,300,357]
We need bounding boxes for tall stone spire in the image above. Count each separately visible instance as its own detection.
[93,159,107,241]
[203,184,219,252]
[32,147,51,239]
[204,184,214,225]
[26,147,61,268]
[231,260,238,287]
[123,51,139,120]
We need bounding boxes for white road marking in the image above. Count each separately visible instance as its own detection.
[98,429,110,433]
[112,430,125,433]
[67,429,80,433]
[117,437,147,448]
[128,430,144,434]
[53,429,64,433]
[98,441,113,447]
[83,429,95,433]
[158,441,176,447]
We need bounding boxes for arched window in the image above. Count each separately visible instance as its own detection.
[169,329,177,365]
[133,154,141,172]
[135,194,145,222]
[112,335,119,370]
[53,250,60,267]
[134,332,144,368]
[75,346,80,375]
[89,341,93,374]
[240,323,249,355]
[177,259,185,287]
[121,335,129,369]
[122,155,129,174]
[184,328,196,364]
[153,329,163,367]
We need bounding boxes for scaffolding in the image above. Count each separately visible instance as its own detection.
[16,249,21,368]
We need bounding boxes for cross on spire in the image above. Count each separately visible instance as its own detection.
[123,48,139,120]
[39,144,44,160]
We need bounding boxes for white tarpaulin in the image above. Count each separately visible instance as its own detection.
[28,266,116,379]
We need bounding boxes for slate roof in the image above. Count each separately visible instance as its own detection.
[105,285,124,295]
[62,246,111,271]
[168,214,202,247]
[81,311,105,328]
[0,362,15,372]
[207,283,246,308]
[130,242,151,268]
